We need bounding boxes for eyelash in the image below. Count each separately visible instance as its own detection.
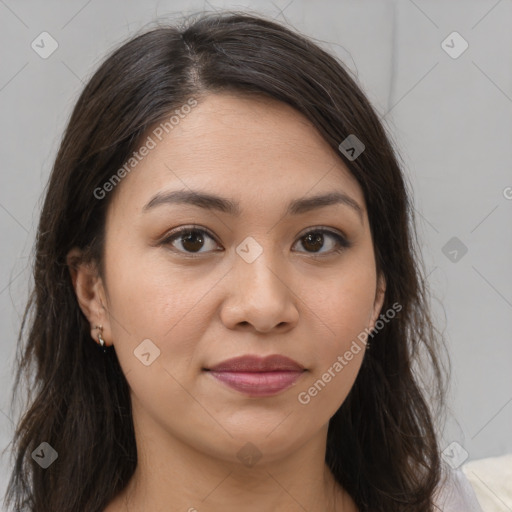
[160,225,351,259]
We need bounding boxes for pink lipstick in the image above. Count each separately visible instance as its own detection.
[205,355,305,397]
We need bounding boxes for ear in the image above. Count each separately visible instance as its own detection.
[369,272,387,331]
[66,247,112,347]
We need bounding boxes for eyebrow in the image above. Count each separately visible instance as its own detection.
[143,189,363,222]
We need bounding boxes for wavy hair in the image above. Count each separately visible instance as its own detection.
[4,10,449,512]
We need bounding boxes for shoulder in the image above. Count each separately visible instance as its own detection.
[433,464,484,512]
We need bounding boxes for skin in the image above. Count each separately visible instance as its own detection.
[68,92,386,512]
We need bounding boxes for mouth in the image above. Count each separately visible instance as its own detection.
[203,354,306,397]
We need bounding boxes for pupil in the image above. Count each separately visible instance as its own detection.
[182,231,204,252]
[303,233,323,252]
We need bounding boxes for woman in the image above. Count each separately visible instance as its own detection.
[3,10,483,512]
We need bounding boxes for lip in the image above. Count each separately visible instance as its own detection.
[207,354,305,373]
[204,355,306,397]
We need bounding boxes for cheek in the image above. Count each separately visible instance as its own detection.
[294,293,370,425]
[295,258,376,414]
[104,254,215,425]
[104,247,215,375]
[313,262,377,351]
[106,242,198,329]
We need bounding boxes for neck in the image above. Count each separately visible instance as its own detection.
[109,399,354,512]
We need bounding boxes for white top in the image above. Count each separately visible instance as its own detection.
[461,453,512,512]
[432,465,484,511]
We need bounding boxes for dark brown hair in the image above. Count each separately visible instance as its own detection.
[4,10,449,512]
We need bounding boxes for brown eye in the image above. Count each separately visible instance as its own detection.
[294,229,350,255]
[162,227,220,255]
[301,232,324,252]
[161,226,350,258]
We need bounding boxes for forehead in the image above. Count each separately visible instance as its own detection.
[108,92,365,217]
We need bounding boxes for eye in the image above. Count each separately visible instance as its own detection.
[161,226,221,257]
[293,228,351,256]
[160,226,351,258]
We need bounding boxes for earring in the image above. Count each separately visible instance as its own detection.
[95,325,106,350]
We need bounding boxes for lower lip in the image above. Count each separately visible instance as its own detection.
[207,370,304,397]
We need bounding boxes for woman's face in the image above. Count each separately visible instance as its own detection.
[91,92,385,464]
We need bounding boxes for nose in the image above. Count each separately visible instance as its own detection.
[219,250,299,334]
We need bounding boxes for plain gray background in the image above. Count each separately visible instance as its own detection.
[1,0,511,502]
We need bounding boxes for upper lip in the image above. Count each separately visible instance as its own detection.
[206,355,305,372]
